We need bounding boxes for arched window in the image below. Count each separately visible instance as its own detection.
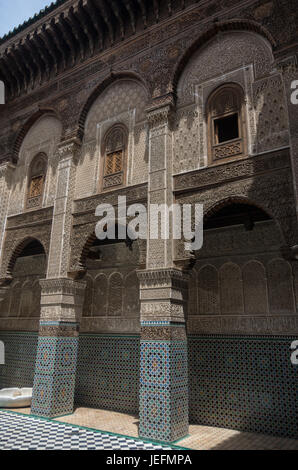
[102,125,127,190]
[207,84,246,165]
[27,153,47,209]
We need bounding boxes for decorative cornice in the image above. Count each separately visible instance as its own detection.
[137,268,190,287]
[73,183,148,215]
[0,0,201,100]
[6,206,53,230]
[141,325,186,341]
[174,149,291,194]
[40,277,86,295]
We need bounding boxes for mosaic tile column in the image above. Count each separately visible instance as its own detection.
[31,278,86,417]
[138,269,189,443]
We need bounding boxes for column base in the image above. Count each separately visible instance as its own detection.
[31,330,79,418]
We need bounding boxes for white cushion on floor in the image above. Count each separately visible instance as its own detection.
[0,388,32,408]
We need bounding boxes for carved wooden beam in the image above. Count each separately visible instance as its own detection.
[4,49,22,96]
[38,25,59,76]
[68,7,88,61]
[136,0,147,28]
[47,21,67,71]
[12,43,32,91]
[55,15,77,66]
[153,0,159,23]
[110,0,125,40]
[63,9,85,62]
[97,0,114,46]
[75,2,96,56]
[0,55,17,97]
[123,0,136,34]
[30,32,51,83]
[84,0,104,50]
[22,36,41,88]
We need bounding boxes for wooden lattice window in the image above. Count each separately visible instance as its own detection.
[207,84,247,164]
[102,125,127,190]
[27,154,47,209]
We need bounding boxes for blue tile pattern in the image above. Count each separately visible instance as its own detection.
[31,335,79,417]
[75,335,140,414]
[140,339,188,443]
[0,332,38,389]
[189,335,298,439]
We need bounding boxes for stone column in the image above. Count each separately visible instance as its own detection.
[138,269,189,443]
[32,138,86,417]
[31,279,85,417]
[138,101,190,443]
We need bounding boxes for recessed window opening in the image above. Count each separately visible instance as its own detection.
[214,113,239,144]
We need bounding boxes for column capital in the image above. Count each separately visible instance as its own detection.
[0,286,10,304]
[58,137,81,161]
[0,161,15,178]
[146,103,174,128]
[275,54,298,78]
[39,277,86,323]
[137,268,189,323]
[40,277,86,292]
[137,268,190,288]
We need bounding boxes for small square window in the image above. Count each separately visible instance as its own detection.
[214,113,239,144]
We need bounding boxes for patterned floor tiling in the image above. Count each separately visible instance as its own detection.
[0,411,180,450]
[6,407,298,450]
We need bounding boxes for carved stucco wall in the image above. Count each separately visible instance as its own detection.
[80,242,140,334]
[75,79,149,200]
[8,115,62,215]
[187,220,298,335]
[174,31,289,174]
[0,254,46,332]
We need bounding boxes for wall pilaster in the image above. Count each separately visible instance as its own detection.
[0,163,14,269]
[147,102,175,269]
[47,138,79,279]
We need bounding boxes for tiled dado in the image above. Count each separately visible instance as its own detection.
[0,332,38,389]
[188,335,298,439]
[31,322,79,417]
[75,335,140,414]
[140,322,189,443]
